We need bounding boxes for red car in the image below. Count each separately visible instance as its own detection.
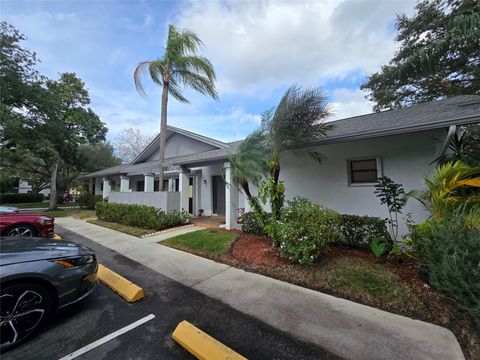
[0,213,55,237]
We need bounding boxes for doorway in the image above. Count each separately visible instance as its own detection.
[212,175,225,215]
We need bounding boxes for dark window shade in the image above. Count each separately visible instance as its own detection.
[350,159,378,184]
[154,180,159,192]
[137,181,144,191]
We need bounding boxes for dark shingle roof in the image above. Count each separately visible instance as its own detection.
[81,96,480,178]
[320,95,480,143]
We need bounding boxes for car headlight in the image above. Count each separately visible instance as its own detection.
[38,216,54,225]
[51,255,95,268]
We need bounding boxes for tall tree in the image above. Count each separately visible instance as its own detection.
[361,0,480,111]
[134,24,218,185]
[260,85,332,229]
[3,73,107,210]
[113,128,157,164]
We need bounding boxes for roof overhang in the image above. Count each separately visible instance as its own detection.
[310,113,480,146]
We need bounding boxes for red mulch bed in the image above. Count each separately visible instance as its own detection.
[232,233,288,266]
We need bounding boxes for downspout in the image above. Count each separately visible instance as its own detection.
[437,125,457,161]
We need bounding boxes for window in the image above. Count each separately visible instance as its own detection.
[349,158,379,184]
[154,180,159,192]
[137,181,144,191]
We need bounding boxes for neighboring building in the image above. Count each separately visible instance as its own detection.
[16,180,50,197]
[80,96,480,234]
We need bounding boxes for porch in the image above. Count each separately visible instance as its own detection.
[90,161,246,230]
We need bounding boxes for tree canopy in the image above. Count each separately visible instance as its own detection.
[361,0,480,111]
[1,22,110,207]
[113,128,157,164]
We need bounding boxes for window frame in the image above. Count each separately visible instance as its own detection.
[347,157,383,187]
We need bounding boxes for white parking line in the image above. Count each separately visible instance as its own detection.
[58,314,155,360]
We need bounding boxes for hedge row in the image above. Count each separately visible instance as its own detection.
[0,192,45,204]
[78,193,103,210]
[96,202,190,230]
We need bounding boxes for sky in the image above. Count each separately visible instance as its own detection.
[1,0,417,143]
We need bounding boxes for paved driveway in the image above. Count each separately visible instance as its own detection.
[3,226,339,360]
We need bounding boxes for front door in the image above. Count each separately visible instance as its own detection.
[212,175,225,215]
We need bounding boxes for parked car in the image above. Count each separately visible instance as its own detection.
[0,213,55,237]
[0,237,98,350]
[0,206,19,214]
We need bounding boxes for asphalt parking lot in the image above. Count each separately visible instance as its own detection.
[3,226,340,360]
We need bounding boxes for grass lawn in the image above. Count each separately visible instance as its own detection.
[311,257,418,306]
[87,219,156,237]
[40,209,96,219]
[162,229,238,256]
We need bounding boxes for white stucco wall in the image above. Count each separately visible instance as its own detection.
[145,133,217,162]
[279,129,446,236]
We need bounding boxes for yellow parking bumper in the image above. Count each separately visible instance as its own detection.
[172,320,247,360]
[97,264,144,303]
[52,234,62,240]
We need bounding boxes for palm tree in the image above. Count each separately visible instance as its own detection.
[229,129,268,218]
[409,161,480,219]
[261,85,333,222]
[134,25,218,185]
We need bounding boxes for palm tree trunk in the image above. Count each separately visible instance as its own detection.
[49,157,59,211]
[158,83,169,187]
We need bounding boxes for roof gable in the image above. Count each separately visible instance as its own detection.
[131,125,228,164]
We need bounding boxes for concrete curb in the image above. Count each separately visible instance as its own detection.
[97,264,144,302]
[172,320,247,360]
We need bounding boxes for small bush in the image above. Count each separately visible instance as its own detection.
[78,193,103,210]
[241,212,267,236]
[0,192,45,204]
[275,197,342,265]
[412,210,480,321]
[339,214,391,250]
[95,202,190,230]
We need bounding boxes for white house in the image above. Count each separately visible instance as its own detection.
[81,95,480,234]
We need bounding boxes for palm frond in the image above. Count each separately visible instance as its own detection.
[133,61,153,97]
[229,129,269,187]
[269,84,333,163]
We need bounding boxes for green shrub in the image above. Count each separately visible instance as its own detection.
[405,220,433,258]
[241,212,268,236]
[412,210,480,321]
[0,192,45,204]
[275,197,342,265]
[339,214,391,250]
[78,193,103,210]
[95,202,190,230]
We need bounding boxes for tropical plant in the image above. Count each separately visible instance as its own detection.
[409,161,480,218]
[411,207,480,321]
[374,176,406,242]
[370,237,401,258]
[134,25,218,186]
[228,129,269,222]
[361,0,480,110]
[435,124,480,166]
[258,85,332,230]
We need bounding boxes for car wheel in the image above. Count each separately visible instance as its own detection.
[0,283,54,351]
[5,225,37,237]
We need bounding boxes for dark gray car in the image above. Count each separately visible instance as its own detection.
[0,237,98,350]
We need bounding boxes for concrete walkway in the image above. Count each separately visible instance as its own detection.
[56,217,464,360]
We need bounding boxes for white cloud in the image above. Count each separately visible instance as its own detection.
[330,88,374,121]
[176,0,416,96]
